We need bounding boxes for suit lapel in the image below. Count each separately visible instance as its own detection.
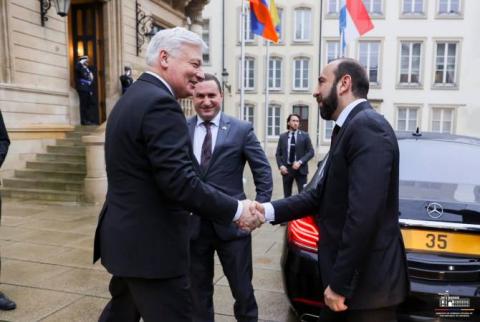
[210,114,230,166]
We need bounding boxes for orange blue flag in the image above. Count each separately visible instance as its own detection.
[249,0,280,43]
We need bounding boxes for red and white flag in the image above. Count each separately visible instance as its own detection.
[339,0,374,56]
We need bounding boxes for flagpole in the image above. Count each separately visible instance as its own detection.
[263,41,270,150]
[240,0,246,121]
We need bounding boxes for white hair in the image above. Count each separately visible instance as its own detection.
[145,27,207,66]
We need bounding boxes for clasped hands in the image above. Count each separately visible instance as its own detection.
[235,200,266,232]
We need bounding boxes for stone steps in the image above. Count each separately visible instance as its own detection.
[1,125,97,203]
[1,187,82,202]
[2,178,83,192]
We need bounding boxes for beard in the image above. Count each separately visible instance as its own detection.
[319,85,338,121]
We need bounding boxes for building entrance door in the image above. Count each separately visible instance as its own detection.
[69,1,106,124]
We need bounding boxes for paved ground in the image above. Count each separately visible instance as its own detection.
[0,198,299,322]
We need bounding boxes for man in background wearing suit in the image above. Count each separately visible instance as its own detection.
[0,110,16,311]
[94,28,263,322]
[188,74,272,322]
[256,58,408,322]
[275,114,314,197]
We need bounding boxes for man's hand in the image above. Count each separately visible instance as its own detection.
[279,165,288,175]
[252,201,265,221]
[324,286,348,312]
[236,200,264,232]
[292,161,302,170]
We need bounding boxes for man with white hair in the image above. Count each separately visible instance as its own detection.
[93,27,263,322]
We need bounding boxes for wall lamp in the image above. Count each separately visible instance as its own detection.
[136,0,155,56]
[40,0,71,26]
[221,68,232,93]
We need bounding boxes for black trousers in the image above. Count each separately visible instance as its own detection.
[318,306,398,322]
[99,275,192,322]
[281,166,307,198]
[190,222,257,322]
[77,90,98,125]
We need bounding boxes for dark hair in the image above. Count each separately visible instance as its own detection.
[201,73,222,93]
[333,58,369,99]
[286,113,301,130]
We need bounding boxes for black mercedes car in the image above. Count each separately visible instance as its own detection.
[281,131,480,322]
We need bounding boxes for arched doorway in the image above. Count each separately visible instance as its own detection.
[68,0,106,124]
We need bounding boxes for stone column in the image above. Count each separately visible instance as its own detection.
[82,124,107,204]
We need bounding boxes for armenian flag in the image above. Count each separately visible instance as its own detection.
[249,0,280,43]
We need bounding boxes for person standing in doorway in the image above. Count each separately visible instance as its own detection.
[120,66,134,95]
[75,55,97,125]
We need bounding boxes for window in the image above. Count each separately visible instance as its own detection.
[431,108,454,133]
[201,20,210,65]
[268,104,281,137]
[243,104,255,125]
[359,41,380,84]
[324,120,335,141]
[434,42,458,85]
[402,0,424,15]
[268,57,282,90]
[438,0,461,15]
[293,58,310,90]
[327,0,345,15]
[362,0,383,16]
[399,41,422,85]
[240,7,255,42]
[327,41,341,63]
[293,105,309,132]
[294,8,312,42]
[397,107,418,131]
[239,57,255,90]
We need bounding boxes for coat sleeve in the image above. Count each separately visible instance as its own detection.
[242,123,273,203]
[142,97,238,225]
[329,116,396,298]
[271,185,321,224]
[299,133,314,164]
[275,134,284,169]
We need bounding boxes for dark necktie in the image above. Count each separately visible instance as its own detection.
[288,131,296,164]
[201,121,212,171]
[330,124,341,148]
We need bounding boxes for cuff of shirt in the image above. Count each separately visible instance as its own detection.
[263,202,275,222]
[233,200,243,221]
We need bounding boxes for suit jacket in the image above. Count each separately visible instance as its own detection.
[187,113,272,240]
[75,62,93,92]
[272,101,409,310]
[275,130,314,175]
[0,110,10,167]
[93,73,238,279]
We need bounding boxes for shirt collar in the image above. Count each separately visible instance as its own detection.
[145,71,175,97]
[335,98,367,127]
[196,112,221,128]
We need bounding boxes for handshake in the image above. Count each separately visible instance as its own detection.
[235,200,266,233]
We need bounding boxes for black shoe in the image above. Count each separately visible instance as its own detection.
[0,293,16,310]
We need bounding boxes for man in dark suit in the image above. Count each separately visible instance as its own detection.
[256,58,409,322]
[187,74,272,322]
[93,27,262,322]
[0,110,16,311]
[75,55,97,125]
[275,114,314,197]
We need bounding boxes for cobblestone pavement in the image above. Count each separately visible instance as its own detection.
[0,198,298,322]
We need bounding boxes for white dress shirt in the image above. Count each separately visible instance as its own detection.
[145,71,175,97]
[263,98,367,222]
[193,112,221,164]
[287,130,298,164]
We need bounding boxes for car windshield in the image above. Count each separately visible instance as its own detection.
[399,139,480,205]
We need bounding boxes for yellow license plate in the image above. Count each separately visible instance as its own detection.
[401,229,480,256]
